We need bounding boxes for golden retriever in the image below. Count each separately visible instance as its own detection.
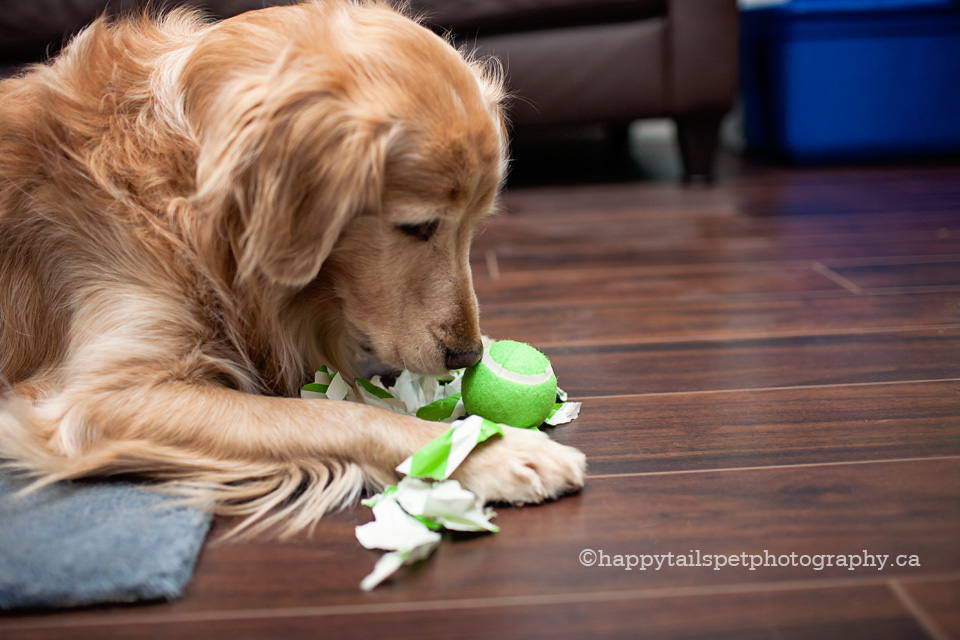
[0,0,585,538]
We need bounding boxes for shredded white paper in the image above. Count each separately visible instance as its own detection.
[394,478,499,533]
[300,366,580,427]
[355,475,498,590]
[545,400,581,426]
[299,346,583,590]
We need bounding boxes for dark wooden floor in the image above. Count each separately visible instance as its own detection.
[3,138,960,638]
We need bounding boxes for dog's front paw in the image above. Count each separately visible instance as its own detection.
[452,426,586,505]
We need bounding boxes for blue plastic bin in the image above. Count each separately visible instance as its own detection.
[741,0,960,161]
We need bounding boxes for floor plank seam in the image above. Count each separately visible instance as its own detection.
[483,249,500,281]
[480,290,862,311]
[5,572,960,631]
[865,285,960,295]
[888,580,952,640]
[474,253,960,281]
[823,254,960,268]
[812,261,864,295]
[480,287,960,313]
[475,258,826,280]
[569,376,960,402]
[584,455,960,480]
[535,324,960,350]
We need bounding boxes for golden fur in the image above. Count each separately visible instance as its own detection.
[0,1,585,538]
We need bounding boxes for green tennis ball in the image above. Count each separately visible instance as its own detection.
[461,340,557,429]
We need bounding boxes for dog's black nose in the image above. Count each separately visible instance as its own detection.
[444,343,483,370]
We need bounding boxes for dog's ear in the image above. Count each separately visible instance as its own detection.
[195,84,391,287]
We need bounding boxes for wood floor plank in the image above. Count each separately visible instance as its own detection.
[471,234,960,274]
[547,380,960,476]
[827,258,960,291]
[542,328,960,396]
[3,458,955,626]
[727,167,960,217]
[477,290,960,344]
[488,202,960,252]
[473,262,848,306]
[473,206,749,252]
[497,181,742,216]
[497,166,960,218]
[897,578,960,640]
[481,202,959,243]
[734,186,960,218]
[736,209,960,238]
[0,585,929,639]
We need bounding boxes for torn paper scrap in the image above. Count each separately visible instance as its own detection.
[393,477,499,533]
[355,495,441,552]
[355,477,498,590]
[359,544,438,592]
[300,366,354,402]
[355,377,409,414]
[386,369,462,413]
[303,367,465,423]
[415,392,466,422]
[300,365,335,398]
[545,402,581,426]
[395,415,503,480]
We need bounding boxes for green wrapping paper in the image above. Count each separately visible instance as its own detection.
[395,415,503,480]
[298,350,583,590]
[355,416,502,590]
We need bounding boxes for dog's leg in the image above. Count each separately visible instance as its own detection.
[3,380,585,536]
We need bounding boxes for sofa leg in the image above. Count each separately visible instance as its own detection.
[675,114,722,182]
[604,123,632,157]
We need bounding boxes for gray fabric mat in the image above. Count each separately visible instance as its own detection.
[0,470,212,610]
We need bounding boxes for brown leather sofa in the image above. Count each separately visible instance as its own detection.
[1,0,739,179]
[409,0,740,179]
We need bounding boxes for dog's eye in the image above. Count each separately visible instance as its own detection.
[396,220,440,242]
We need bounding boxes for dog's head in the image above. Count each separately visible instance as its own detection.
[189,2,506,378]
